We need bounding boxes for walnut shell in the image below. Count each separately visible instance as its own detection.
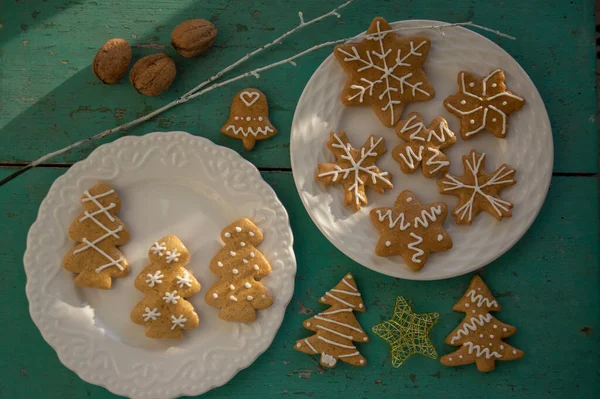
[93,38,132,84]
[171,19,217,58]
[129,53,176,96]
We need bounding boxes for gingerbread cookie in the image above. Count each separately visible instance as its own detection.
[221,88,277,150]
[444,69,525,140]
[205,218,273,322]
[441,275,524,372]
[393,112,457,178]
[334,17,435,127]
[62,182,130,289]
[316,131,393,212]
[294,273,369,368]
[131,235,200,339]
[370,190,452,271]
[438,150,516,225]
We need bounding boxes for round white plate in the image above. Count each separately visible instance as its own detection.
[24,132,296,399]
[291,20,552,280]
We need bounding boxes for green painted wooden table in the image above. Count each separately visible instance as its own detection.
[1,0,598,397]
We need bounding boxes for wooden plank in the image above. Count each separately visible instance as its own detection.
[0,0,597,173]
[0,167,597,398]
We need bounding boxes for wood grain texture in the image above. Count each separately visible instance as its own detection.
[0,0,597,172]
[0,168,597,398]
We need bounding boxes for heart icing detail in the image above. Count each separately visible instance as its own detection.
[240,91,260,107]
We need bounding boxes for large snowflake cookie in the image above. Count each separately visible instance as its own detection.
[444,69,525,140]
[221,88,277,150]
[438,150,516,225]
[62,182,130,289]
[393,112,457,178]
[316,131,393,212]
[370,190,452,271]
[334,17,435,128]
[131,235,200,339]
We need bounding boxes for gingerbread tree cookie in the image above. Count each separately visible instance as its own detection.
[438,150,516,225]
[334,17,435,127]
[444,69,525,140]
[205,218,273,322]
[62,182,130,289]
[316,131,393,212]
[130,235,200,339]
[370,190,452,271]
[221,88,277,150]
[294,273,369,368]
[393,112,457,178]
[441,275,524,372]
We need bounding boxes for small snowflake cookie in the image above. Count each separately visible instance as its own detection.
[62,182,130,289]
[393,112,457,178]
[221,88,277,150]
[370,190,452,271]
[316,131,393,212]
[444,69,525,140]
[334,17,435,128]
[130,235,201,339]
[205,218,273,322]
[437,150,516,225]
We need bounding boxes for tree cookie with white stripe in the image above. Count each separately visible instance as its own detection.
[370,190,452,271]
[131,235,201,339]
[294,273,369,368]
[393,112,457,178]
[62,182,130,289]
[443,69,525,140]
[221,88,277,150]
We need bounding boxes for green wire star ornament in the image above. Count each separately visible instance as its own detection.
[372,296,440,367]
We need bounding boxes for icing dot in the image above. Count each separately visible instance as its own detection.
[469,82,475,87]
[234,116,239,120]
[449,357,453,361]
[306,322,311,327]
[406,197,413,203]
[346,275,353,279]
[437,234,443,241]
[503,328,508,332]
[212,293,218,298]
[363,337,368,341]
[465,303,470,307]
[246,116,251,121]
[240,242,246,247]
[359,303,364,308]
[459,355,463,359]
[232,269,239,274]
[247,295,254,301]
[244,282,252,288]
[320,297,326,301]
[229,284,235,290]
[249,231,255,237]
[477,288,481,291]
[512,350,517,355]
[243,259,249,264]
[493,324,498,329]
[296,343,301,348]
[262,295,267,299]
[360,359,365,364]
[229,295,238,301]
[502,101,508,105]
[472,310,476,313]
[217,261,223,267]
[470,119,475,124]
[250,252,255,258]
[479,334,484,338]
[254,264,259,270]
[492,118,497,122]
[490,334,494,339]
[500,345,505,350]
[258,116,263,121]
[385,241,391,247]
[489,343,492,346]
[460,100,466,105]
[492,83,497,88]
[230,251,236,256]
[235,226,242,232]
[224,232,231,238]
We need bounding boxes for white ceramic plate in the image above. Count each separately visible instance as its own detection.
[291,20,552,280]
[24,132,296,399]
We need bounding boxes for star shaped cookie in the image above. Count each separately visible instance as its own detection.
[444,69,525,140]
[334,17,435,127]
[437,150,516,225]
[370,190,452,271]
[372,296,439,368]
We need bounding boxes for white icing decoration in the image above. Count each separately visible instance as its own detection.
[296,343,301,348]
[162,291,180,304]
[232,268,239,274]
[217,261,223,267]
[406,197,413,202]
[479,334,484,338]
[339,351,360,358]
[385,241,391,247]
[230,251,236,256]
[407,232,424,263]
[320,308,352,315]
[150,242,167,256]
[464,341,502,359]
[490,334,494,339]
[142,307,160,321]
[249,231,255,237]
[235,226,242,232]
[316,324,353,339]
[225,124,274,138]
[493,324,498,329]
[360,359,365,364]
[229,295,238,301]
[145,270,164,287]
[247,295,254,300]
[234,116,239,120]
[317,133,392,207]
[239,91,260,107]
[503,327,508,332]
[229,284,235,290]
[224,232,231,238]
[240,242,246,247]
[304,339,317,353]
[330,288,361,296]
[176,271,193,288]
[170,314,187,330]
[470,119,475,124]
[244,282,252,288]
[512,350,517,354]
[318,336,356,349]
[466,288,499,308]
[359,303,363,308]
[242,259,248,264]
[325,292,355,308]
[465,303,470,307]
[376,209,410,231]
[342,278,357,291]
[313,315,364,333]
[500,345,505,350]
[306,322,311,327]
[397,115,453,174]
[469,82,475,87]
[460,100,466,105]
[437,234,443,241]
[165,248,180,264]
[253,264,259,270]
[258,116,263,121]
[413,205,442,228]
[250,252,255,258]
[321,353,337,367]
[212,293,218,298]
[245,116,251,121]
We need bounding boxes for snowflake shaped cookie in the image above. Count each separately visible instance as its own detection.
[316,131,393,211]
[444,69,525,140]
[437,150,516,225]
[393,112,457,178]
[334,17,435,128]
[370,190,452,271]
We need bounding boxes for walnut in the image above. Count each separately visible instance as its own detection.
[92,38,132,84]
[129,53,176,96]
[171,19,218,58]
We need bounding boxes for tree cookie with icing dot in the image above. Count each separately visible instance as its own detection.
[334,16,435,128]
[370,190,452,271]
[443,69,525,140]
[62,182,130,289]
[205,218,273,322]
[130,235,201,339]
[221,88,277,150]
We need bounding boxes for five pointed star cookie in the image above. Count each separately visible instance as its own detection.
[370,190,452,271]
[334,17,435,128]
[316,131,393,212]
[393,112,457,178]
[438,150,516,225]
[444,69,525,140]
[373,296,439,368]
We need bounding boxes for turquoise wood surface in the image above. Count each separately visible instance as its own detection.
[0,0,598,398]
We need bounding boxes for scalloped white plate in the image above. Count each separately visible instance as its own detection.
[24,132,296,399]
[291,20,553,280]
